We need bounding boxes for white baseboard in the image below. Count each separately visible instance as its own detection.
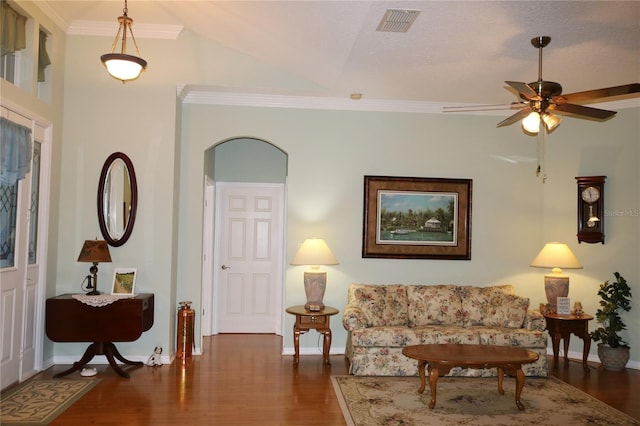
[281,346,345,356]
[546,347,639,370]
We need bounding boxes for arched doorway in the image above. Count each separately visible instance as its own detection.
[201,138,288,335]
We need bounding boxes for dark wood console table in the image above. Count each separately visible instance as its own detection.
[46,293,154,378]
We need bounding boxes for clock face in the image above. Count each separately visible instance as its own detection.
[581,186,600,203]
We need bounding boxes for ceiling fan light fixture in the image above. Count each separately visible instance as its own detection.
[522,111,541,133]
[100,0,147,82]
[542,112,561,132]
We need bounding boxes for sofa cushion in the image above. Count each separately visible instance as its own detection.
[407,285,464,327]
[474,327,548,347]
[414,325,480,345]
[459,286,530,328]
[350,326,423,347]
[348,283,408,327]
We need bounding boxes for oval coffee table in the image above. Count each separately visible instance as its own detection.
[402,344,539,410]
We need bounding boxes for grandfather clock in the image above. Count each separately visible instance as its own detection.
[576,176,605,244]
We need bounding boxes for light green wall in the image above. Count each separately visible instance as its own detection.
[180,105,639,365]
[213,138,287,183]
[17,1,637,368]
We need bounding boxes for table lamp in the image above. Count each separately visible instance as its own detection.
[290,238,338,311]
[78,240,112,295]
[530,242,583,311]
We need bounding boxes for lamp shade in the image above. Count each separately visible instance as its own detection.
[530,242,582,271]
[290,238,338,266]
[77,240,112,263]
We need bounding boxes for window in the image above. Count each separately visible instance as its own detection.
[0,1,27,85]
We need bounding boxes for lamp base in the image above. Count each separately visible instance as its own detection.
[303,272,326,312]
[544,274,569,312]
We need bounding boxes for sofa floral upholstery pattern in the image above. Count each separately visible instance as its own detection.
[343,283,549,377]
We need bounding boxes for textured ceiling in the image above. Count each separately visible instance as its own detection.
[43,1,640,107]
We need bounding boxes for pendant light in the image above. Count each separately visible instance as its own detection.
[100,0,147,82]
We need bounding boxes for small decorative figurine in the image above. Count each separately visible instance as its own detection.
[572,301,584,316]
[147,346,163,366]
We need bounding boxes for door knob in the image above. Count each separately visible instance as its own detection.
[221,265,231,270]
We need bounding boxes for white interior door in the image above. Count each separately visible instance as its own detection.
[1,110,50,390]
[0,175,29,389]
[215,182,284,333]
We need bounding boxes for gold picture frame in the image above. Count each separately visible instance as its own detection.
[362,175,472,259]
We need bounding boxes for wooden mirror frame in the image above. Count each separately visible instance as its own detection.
[97,152,138,247]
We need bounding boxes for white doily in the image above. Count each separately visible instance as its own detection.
[72,294,136,307]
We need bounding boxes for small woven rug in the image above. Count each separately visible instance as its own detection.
[331,375,640,426]
[1,379,100,425]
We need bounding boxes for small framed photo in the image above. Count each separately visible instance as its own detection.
[111,268,136,295]
[557,297,571,315]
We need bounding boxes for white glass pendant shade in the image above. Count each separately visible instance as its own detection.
[542,113,561,132]
[522,111,541,133]
[101,53,147,81]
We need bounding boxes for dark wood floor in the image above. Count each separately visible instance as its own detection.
[25,334,640,424]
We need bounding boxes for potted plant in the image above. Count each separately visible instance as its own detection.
[589,272,632,371]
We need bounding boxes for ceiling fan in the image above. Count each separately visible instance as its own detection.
[445,36,640,133]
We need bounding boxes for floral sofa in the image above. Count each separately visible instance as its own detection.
[342,283,548,377]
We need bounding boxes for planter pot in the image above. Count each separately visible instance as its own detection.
[597,343,630,371]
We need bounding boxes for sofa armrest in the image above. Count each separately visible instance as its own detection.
[342,306,371,331]
[523,309,546,331]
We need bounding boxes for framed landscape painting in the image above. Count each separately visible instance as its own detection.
[362,176,472,259]
[111,268,137,295]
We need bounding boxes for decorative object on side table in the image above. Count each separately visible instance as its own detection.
[576,176,605,244]
[589,272,632,371]
[290,238,338,311]
[530,242,583,312]
[78,239,112,295]
[112,268,137,295]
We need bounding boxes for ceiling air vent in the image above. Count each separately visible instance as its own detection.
[376,8,420,32]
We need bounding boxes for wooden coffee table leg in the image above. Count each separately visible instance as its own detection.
[514,368,525,410]
[416,360,427,393]
[427,364,440,409]
[497,367,505,395]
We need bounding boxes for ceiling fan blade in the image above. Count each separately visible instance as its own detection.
[505,81,539,100]
[443,102,526,112]
[557,83,640,104]
[551,103,616,120]
[496,108,531,127]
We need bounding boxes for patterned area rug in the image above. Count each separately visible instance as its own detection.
[1,379,100,425]
[331,375,640,426]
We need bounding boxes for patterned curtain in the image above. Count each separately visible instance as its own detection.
[38,29,51,82]
[0,1,27,57]
[0,116,32,185]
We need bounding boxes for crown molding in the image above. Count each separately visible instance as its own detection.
[34,1,70,32]
[67,20,183,40]
[178,86,640,115]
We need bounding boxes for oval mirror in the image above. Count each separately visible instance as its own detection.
[97,152,138,247]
